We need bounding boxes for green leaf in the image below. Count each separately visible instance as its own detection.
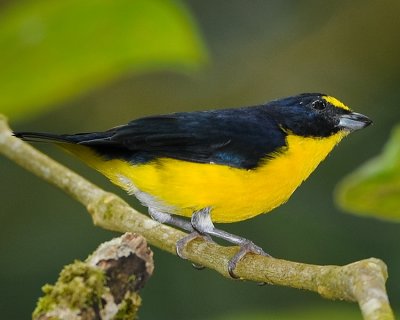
[0,0,207,120]
[336,125,400,222]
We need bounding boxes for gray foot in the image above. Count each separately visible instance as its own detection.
[190,208,271,278]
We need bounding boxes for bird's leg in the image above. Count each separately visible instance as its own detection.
[188,208,271,278]
[148,208,193,232]
[149,207,268,277]
[148,208,213,268]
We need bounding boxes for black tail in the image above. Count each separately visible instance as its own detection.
[13,131,113,144]
[13,131,75,143]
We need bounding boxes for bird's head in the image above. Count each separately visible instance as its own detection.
[265,93,372,138]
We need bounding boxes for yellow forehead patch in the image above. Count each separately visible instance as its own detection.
[322,96,351,111]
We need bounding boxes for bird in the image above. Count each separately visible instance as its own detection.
[15,93,372,277]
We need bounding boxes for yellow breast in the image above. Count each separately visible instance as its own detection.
[64,132,346,223]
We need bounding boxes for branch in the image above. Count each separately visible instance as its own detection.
[33,232,153,320]
[0,115,394,320]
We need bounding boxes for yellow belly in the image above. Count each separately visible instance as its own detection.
[64,132,346,223]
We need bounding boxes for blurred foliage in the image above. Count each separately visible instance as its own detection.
[336,125,400,222]
[0,0,206,120]
[214,306,361,320]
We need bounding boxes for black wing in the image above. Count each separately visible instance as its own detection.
[76,107,287,169]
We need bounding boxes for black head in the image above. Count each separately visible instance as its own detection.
[263,93,372,137]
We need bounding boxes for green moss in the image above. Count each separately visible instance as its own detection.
[33,260,106,318]
[114,293,141,320]
[33,259,143,319]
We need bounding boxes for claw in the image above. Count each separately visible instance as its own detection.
[176,232,214,271]
[176,231,214,259]
[176,232,201,259]
[191,263,206,270]
[227,240,271,279]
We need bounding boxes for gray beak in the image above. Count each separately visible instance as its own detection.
[338,112,372,132]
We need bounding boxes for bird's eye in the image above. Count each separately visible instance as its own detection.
[312,100,327,110]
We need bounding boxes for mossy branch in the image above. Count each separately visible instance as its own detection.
[33,232,153,320]
[0,115,394,320]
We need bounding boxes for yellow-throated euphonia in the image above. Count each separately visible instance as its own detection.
[15,93,372,277]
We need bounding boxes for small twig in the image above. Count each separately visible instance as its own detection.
[33,232,153,320]
[0,115,394,320]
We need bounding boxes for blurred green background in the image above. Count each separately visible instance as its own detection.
[1,0,399,319]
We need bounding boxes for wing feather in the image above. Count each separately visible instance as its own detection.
[78,107,287,169]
